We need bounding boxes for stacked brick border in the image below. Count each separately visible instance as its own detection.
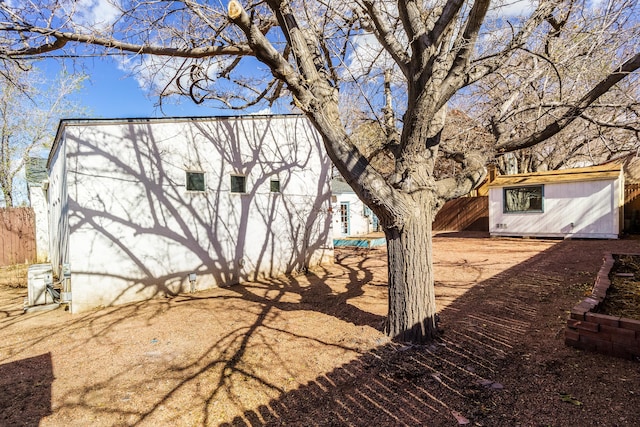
[565,253,640,361]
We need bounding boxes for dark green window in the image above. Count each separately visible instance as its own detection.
[270,179,280,193]
[230,175,246,193]
[186,171,205,192]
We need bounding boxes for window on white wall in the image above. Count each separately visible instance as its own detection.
[230,175,246,193]
[186,171,206,192]
[270,178,280,193]
[503,185,543,213]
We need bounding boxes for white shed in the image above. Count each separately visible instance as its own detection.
[46,115,333,313]
[489,164,624,239]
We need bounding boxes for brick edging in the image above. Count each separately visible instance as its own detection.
[565,253,640,360]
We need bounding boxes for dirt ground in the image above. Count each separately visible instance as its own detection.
[1,232,639,427]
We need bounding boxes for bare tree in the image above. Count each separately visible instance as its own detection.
[465,0,640,173]
[0,62,85,206]
[2,0,638,342]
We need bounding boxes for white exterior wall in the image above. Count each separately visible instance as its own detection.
[489,178,622,239]
[28,185,49,262]
[49,115,333,313]
[331,192,373,238]
[47,135,69,274]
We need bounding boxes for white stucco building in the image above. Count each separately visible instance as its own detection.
[46,115,333,313]
[26,157,50,263]
[488,164,624,239]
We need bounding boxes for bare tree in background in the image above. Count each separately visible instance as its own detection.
[465,0,640,173]
[0,63,85,206]
[2,0,638,342]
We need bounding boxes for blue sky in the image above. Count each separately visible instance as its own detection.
[27,0,574,121]
[38,57,230,119]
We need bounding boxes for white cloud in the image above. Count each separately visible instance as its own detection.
[117,55,183,94]
[488,0,537,18]
[344,34,390,80]
[61,0,121,31]
[344,1,537,79]
[116,54,223,101]
[251,107,272,115]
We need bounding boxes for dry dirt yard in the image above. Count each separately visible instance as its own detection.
[1,232,639,427]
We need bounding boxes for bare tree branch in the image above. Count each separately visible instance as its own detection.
[0,24,254,57]
[497,51,640,153]
[439,0,491,104]
[358,0,410,76]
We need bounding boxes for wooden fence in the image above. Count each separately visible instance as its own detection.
[433,196,489,232]
[0,207,36,266]
[624,183,640,233]
[625,183,640,204]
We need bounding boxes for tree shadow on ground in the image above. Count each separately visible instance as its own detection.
[0,353,53,427]
[2,236,639,426]
[0,243,387,426]
[220,237,640,426]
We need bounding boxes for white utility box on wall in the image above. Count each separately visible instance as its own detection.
[27,263,54,307]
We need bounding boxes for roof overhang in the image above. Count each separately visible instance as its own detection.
[488,164,623,188]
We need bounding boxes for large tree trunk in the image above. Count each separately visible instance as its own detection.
[383,195,438,343]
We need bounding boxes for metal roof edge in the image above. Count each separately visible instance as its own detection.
[54,112,305,126]
[331,178,355,194]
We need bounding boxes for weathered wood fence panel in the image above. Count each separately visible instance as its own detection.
[433,196,489,232]
[625,183,640,204]
[0,208,36,266]
[624,183,640,233]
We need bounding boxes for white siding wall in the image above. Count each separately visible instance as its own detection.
[489,178,621,239]
[51,116,333,312]
[29,185,49,262]
[47,135,69,276]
